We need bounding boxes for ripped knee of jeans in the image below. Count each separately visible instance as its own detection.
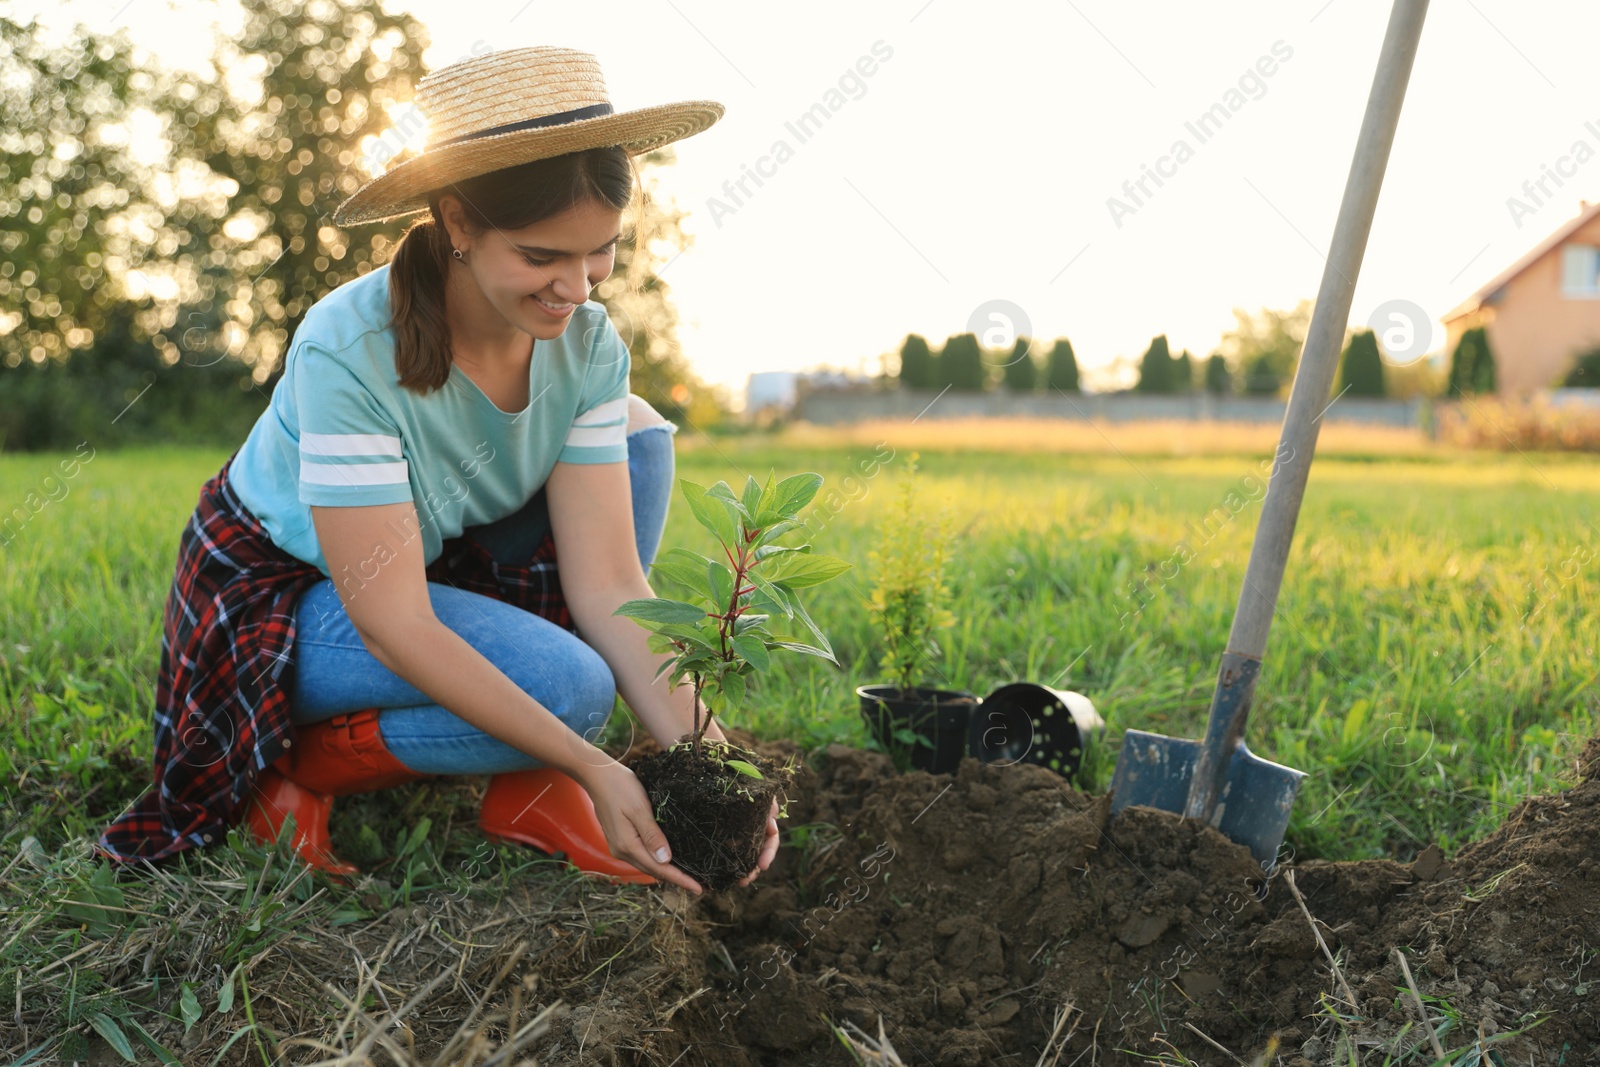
[626,393,678,435]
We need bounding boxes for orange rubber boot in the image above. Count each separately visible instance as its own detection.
[478,767,657,885]
[244,708,433,877]
[244,766,360,877]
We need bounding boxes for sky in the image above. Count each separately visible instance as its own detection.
[26,0,1600,401]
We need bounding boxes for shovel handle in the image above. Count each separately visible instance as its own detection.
[1185,0,1430,824]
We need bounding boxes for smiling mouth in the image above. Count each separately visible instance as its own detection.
[534,295,573,312]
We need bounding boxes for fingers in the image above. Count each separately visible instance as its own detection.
[622,809,704,895]
[758,816,780,866]
[737,813,783,887]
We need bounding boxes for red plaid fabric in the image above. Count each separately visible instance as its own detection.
[94,449,573,867]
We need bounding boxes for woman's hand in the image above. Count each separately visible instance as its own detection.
[577,760,704,895]
[736,797,781,888]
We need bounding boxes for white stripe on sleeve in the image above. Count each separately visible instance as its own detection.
[300,458,410,487]
[564,422,629,449]
[300,432,404,457]
[570,396,629,427]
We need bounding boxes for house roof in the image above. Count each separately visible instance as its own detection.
[1443,199,1600,323]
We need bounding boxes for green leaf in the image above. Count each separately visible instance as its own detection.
[725,759,765,779]
[679,478,739,547]
[180,983,202,1032]
[783,591,840,666]
[218,965,237,1014]
[707,560,734,608]
[719,670,746,711]
[88,1013,137,1062]
[747,585,792,619]
[753,542,805,562]
[770,472,824,519]
[740,474,765,521]
[398,816,432,859]
[122,1015,182,1065]
[748,572,795,616]
[769,640,840,662]
[761,551,852,588]
[754,518,806,549]
[731,634,771,671]
[615,597,707,625]
[706,479,753,526]
[648,549,718,600]
[732,613,771,635]
[752,472,779,526]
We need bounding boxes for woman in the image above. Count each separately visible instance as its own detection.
[95,46,777,896]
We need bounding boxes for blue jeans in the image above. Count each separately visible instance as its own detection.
[287,420,678,775]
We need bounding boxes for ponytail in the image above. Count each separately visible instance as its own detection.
[389,206,455,394]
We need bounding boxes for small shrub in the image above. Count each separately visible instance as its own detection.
[866,452,957,694]
[1559,345,1600,388]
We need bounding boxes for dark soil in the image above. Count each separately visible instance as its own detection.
[571,729,1600,1065]
[631,738,795,892]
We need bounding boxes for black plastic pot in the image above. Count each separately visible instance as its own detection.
[967,682,1104,783]
[857,684,979,774]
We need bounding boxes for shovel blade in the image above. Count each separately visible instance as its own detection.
[1109,729,1305,870]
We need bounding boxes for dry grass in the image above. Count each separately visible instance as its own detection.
[1437,394,1600,451]
[0,826,707,1066]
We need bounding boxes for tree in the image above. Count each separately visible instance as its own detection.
[1174,349,1195,393]
[897,333,935,389]
[1336,329,1386,398]
[1447,326,1496,398]
[937,333,986,391]
[1203,353,1233,394]
[1135,334,1177,393]
[1045,338,1080,391]
[1220,301,1314,397]
[0,4,716,450]
[1001,338,1037,391]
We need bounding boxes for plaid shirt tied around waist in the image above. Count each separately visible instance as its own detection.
[94,450,573,866]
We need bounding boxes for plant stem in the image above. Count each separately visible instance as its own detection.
[691,673,703,758]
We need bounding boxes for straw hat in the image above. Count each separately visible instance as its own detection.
[334,46,724,226]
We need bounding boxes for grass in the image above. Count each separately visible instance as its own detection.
[2,432,1597,865]
[1,427,1597,1060]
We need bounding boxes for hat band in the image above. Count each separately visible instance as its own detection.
[430,102,617,148]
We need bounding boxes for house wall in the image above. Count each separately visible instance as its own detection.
[1447,215,1600,393]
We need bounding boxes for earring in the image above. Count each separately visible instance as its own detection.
[452,248,464,260]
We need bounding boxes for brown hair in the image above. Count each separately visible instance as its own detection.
[388,146,639,394]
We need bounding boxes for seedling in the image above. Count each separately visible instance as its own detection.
[615,471,851,889]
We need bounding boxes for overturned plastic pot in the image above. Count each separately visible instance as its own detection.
[857,684,979,775]
[968,682,1104,784]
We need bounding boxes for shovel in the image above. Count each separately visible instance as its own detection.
[1108,0,1431,870]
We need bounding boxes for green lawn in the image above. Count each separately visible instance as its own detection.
[2,438,1596,865]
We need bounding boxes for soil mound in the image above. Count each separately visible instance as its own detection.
[584,731,1600,1065]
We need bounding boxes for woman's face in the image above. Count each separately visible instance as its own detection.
[441,194,622,341]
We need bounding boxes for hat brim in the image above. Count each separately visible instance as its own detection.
[333,100,724,226]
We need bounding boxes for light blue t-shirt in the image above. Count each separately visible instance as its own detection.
[229,263,641,577]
